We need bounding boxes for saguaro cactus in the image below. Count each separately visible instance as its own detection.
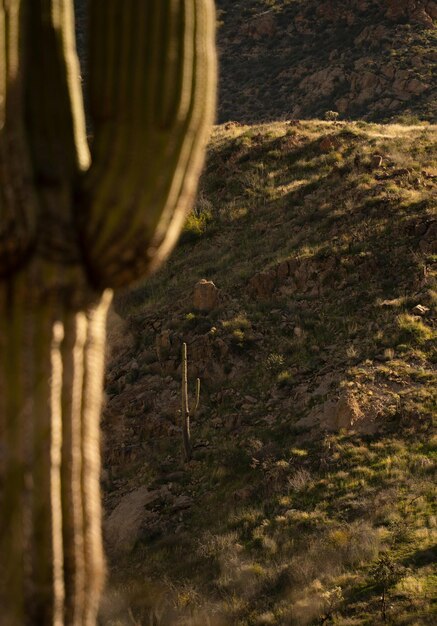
[0,2,216,625]
[181,342,200,461]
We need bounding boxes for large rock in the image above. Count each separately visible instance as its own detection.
[295,383,401,435]
[248,256,341,300]
[386,0,437,27]
[243,12,277,39]
[105,487,165,556]
[332,393,365,430]
[193,279,220,311]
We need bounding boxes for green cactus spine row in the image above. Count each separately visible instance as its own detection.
[0,1,216,625]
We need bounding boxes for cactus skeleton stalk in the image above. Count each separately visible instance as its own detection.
[181,342,200,462]
[0,1,216,624]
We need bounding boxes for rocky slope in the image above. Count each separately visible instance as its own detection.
[100,120,436,625]
[216,0,436,123]
[73,1,436,124]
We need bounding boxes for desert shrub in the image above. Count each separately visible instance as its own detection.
[180,195,214,243]
[324,110,339,121]
[222,315,256,350]
[266,353,285,373]
[276,369,293,387]
[287,468,313,493]
[222,315,252,332]
[369,553,407,621]
[397,314,433,345]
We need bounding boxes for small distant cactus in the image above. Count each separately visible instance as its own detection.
[181,343,201,461]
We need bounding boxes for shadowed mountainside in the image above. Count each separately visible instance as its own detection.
[73,0,437,124]
[101,120,436,625]
[216,0,437,123]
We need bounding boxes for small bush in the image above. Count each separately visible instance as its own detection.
[222,314,252,332]
[266,353,285,374]
[369,553,407,620]
[397,314,433,345]
[223,315,255,349]
[324,110,339,121]
[180,199,213,243]
[276,369,293,387]
[287,468,312,493]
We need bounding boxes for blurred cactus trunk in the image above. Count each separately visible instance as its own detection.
[0,1,216,625]
[0,283,112,626]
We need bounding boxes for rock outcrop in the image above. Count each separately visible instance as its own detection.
[193,279,220,311]
[74,0,435,123]
[217,0,436,123]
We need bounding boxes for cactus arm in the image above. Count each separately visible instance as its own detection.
[0,1,37,276]
[0,0,88,278]
[79,0,217,288]
[25,0,90,180]
[24,0,90,273]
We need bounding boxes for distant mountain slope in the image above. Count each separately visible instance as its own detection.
[73,1,436,123]
[216,0,436,123]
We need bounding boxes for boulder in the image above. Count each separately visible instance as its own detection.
[386,0,436,27]
[156,329,172,351]
[193,279,220,311]
[243,12,276,40]
[105,487,165,556]
[248,270,277,299]
[333,393,364,430]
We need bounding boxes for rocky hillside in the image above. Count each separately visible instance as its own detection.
[216,0,437,123]
[100,120,436,625]
[73,1,436,124]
